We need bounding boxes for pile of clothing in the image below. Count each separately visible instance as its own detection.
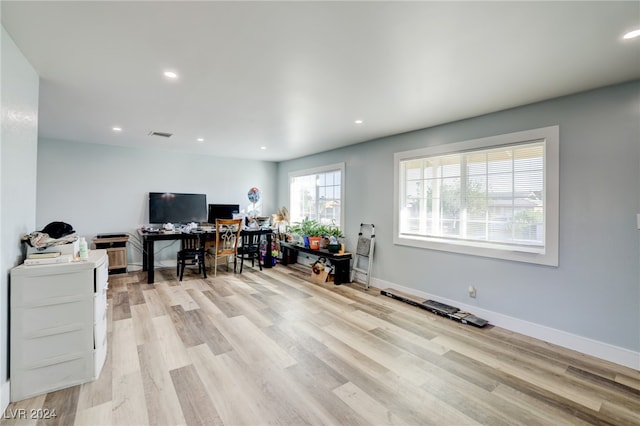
[22,221,77,249]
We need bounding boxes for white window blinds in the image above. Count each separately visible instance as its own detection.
[394,126,559,266]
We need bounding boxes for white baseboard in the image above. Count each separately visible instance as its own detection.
[370,277,640,370]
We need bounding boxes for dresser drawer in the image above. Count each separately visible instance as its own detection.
[18,327,92,368]
[11,354,93,402]
[13,301,93,335]
[11,270,93,306]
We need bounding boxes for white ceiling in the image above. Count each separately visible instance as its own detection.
[2,1,639,162]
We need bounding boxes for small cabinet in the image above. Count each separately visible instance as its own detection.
[93,234,128,274]
[10,250,109,402]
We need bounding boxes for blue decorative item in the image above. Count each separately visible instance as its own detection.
[247,187,261,217]
[248,187,261,204]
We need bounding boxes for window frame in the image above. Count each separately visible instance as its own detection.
[288,162,346,229]
[393,126,559,266]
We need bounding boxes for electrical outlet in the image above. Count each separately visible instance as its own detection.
[468,285,477,298]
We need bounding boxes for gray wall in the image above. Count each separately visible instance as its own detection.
[1,26,39,411]
[277,81,640,353]
[37,139,278,267]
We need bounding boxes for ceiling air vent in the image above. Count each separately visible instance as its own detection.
[148,131,173,138]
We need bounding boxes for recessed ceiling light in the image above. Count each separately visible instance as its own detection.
[623,29,640,40]
[354,119,364,125]
[196,138,204,142]
[112,126,122,132]
[163,71,178,79]
[260,146,267,150]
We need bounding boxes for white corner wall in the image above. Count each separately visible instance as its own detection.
[1,26,39,411]
[36,139,278,268]
[277,81,640,369]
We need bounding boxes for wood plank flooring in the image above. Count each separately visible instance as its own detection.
[2,263,639,425]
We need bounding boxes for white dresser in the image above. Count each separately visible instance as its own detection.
[10,250,109,402]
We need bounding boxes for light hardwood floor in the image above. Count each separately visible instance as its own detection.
[2,263,639,426]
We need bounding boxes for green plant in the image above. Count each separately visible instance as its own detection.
[288,223,301,235]
[315,224,331,238]
[307,223,324,237]
[289,218,344,238]
[290,217,320,236]
[326,225,344,238]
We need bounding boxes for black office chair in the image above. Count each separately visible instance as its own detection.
[177,234,206,281]
[236,230,263,273]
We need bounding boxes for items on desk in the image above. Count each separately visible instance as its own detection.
[242,215,271,230]
[141,222,202,234]
[178,222,199,233]
[272,207,289,228]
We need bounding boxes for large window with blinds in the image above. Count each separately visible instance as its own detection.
[394,126,559,266]
[289,163,345,228]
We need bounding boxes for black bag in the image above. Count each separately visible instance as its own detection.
[40,221,75,239]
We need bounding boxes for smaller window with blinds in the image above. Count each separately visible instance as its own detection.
[394,126,559,266]
[289,163,345,228]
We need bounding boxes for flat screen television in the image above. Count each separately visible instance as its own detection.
[208,204,240,223]
[148,192,207,224]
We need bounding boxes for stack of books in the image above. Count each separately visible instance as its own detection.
[24,252,73,265]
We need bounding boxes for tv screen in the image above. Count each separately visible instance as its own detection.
[208,204,240,223]
[148,192,207,224]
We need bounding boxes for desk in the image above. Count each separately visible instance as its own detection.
[279,241,352,285]
[140,229,274,284]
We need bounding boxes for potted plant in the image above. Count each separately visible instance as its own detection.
[315,224,331,248]
[307,223,324,250]
[325,226,344,253]
[327,226,344,239]
[289,217,319,248]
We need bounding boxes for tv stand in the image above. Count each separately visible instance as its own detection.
[93,234,128,274]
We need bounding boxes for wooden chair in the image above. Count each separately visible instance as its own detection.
[177,234,206,281]
[236,230,263,273]
[211,218,242,276]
